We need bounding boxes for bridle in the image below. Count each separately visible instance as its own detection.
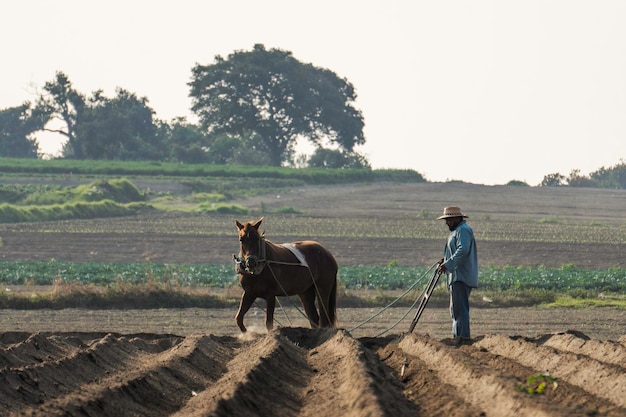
[233,231,267,275]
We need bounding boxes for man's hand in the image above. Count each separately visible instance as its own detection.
[437,261,447,274]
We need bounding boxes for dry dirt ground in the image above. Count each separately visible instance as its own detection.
[1,323,626,417]
[1,181,626,416]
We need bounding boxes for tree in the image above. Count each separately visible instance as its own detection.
[36,71,86,158]
[35,72,166,160]
[159,117,211,163]
[74,88,164,160]
[307,147,371,169]
[189,44,366,166]
[590,160,626,189]
[566,169,598,188]
[189,131,272,165]
[0,103,47,158]
[506,180,529,186]
[540,172,566,187]
[203,133,241,164]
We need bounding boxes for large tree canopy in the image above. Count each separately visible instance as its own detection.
[189,44,366,166]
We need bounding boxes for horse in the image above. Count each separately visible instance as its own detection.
[233,217,338,333]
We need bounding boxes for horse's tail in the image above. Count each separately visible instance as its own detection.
[328,272,338,327]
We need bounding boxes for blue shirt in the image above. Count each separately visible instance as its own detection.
[442,220,478,288]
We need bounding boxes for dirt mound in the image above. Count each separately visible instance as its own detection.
[2,328,625,416]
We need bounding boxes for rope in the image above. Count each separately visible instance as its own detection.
[241,235,444,336]
[263,259,441,335]
[374,288,425,337]
[252,300,287,327]
[266,263,313,325]
[275,297,293,326]
[347,261,440,334]
[254,300,291,326]
[264,246,333,327]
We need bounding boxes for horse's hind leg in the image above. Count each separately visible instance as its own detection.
[265,296,276,331]
[316,272,337,328]
[299,286,319,328]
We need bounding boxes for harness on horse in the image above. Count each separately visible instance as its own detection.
[233,228,333,328]
[279,243,309,268]
[233,236,308,276]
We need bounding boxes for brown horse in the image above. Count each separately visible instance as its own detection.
[233,217,338,333]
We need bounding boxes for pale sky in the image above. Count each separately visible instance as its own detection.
[3,0,625,185]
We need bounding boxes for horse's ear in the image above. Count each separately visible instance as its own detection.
[235,220,244,230]
[252,217,264,230]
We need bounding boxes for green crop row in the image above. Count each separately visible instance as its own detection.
[0,261,237,287]
[1,261,624,293]
[340,265,626,292]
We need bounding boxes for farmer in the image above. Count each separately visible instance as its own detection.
[436,206,478,345]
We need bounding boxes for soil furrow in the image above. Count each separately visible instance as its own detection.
[364,336,484,417]
[475,334,626,409]
[463,338,626,416]
[298,329,418,417]
[173,330,310,417]
[0,332,168,414]
[16,334,232,417]
[540,330,626,368]
[0,332,84,369]
[398,334,584,416]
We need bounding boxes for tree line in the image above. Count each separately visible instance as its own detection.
[0,44,368,169]
[1,43,624,187]
[537,164,626,189]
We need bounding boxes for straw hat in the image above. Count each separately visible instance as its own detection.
[437,206,469,220]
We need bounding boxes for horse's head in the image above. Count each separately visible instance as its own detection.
[234,217,266,275]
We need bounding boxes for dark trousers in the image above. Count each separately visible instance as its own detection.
[450,281,472,338]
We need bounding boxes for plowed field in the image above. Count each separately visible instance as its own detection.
[2,327,626,416]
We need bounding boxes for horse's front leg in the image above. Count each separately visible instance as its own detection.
[265,296,276,331]
[235,291,256,333]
